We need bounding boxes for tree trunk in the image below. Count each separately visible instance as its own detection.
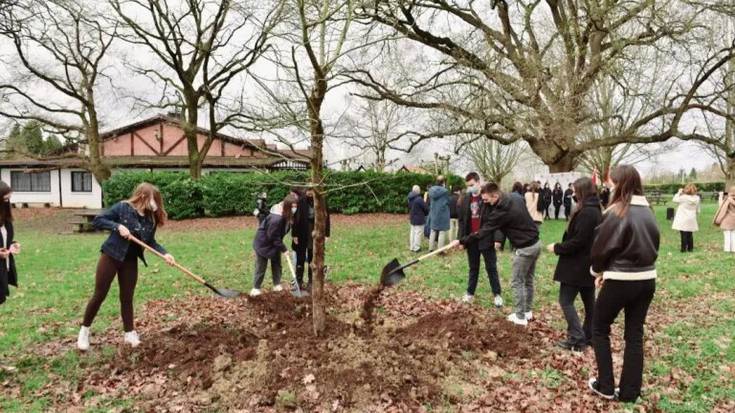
[547,153,577,173]
[726,155,735,189]
[85,102,111,183]
[183,99,203,180]
[309,78,328,337]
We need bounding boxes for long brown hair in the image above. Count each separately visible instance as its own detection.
[568,177,598,224]
[127,183,167,226]
[281,194,298,224]
[608,165,644,217]
[0,181,12,226]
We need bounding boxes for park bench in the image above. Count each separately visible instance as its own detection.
[646,191,665,205]
[69,209,103,233]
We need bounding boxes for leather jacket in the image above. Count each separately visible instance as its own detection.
[590,196,660,280]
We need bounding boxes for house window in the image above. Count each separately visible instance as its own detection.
[10,171,51,192]
[71,171,93,192]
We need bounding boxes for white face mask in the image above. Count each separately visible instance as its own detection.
[149,199,158,212]
[291,207,297,214]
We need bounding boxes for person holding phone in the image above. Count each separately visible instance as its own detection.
[0,181,21,306]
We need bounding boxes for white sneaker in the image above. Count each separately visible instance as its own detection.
[124,331,141,348]
[494,295,504,308]
[507,313,528,326]
[77,326,90,351]
[525,311,533,321]
[249,288,262,297]
[273,285,283,292]
[462,294,474,304]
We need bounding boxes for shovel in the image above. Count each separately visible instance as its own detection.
[284,251,307,298]
[127,235,240,298]
[381,240,460,287]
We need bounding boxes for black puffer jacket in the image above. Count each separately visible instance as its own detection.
[460,193,539,249]
[591,196,660,280]
[552,197,602,287]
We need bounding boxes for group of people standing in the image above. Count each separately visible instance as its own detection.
[407,165,666,403]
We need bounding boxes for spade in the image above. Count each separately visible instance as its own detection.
[380,241,459,287]
[127,235,240,298]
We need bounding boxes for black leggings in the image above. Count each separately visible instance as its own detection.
[680,231,694,252]
[82,254,139,332]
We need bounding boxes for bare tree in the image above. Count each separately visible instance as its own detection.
[577,75,676,176]
[348,0,735,172]
[461,137,523,186]
[237,0,383,335]
[341,98,413,171]
[109,0,283,179]
[0,0,114,181]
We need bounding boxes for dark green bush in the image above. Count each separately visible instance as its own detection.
[643,182,726,195]
[102,170,463,219]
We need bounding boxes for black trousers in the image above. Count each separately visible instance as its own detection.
[592,279,655,402]
[558,283,594,346]
[554,204,562,220]
[295,245,314,286]
[466,242,501,296]
[83,254,138,332]
[679,231,694,252]
[563,204,572,220]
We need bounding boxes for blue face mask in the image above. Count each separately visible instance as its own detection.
[468,186,479,195]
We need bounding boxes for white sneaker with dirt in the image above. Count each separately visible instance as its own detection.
[506,313,528,326]
[77,326,90,351]
[494,295,504,308]
[273,285,283,292]
[525,311,533,321]
[249,288,262,297]
[124,331,141,348]
[462,294,474,304]
[588,378,615,400]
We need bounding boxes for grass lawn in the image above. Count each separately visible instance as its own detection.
[1,201,733,412]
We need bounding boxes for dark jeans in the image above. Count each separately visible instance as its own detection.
[253,253,282,289]
[295,245,313,286]
[466,243,501,296]
[544,206,551,219]
[679,231,694,252]
[563,204,571,221]
[592,279,656,402]
[83,254,139,332]
[554,204,562,220]
[558,283,594,346]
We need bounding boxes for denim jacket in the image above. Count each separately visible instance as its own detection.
[93,202,167,265]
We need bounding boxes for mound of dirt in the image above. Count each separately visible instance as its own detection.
[62,285,556,411]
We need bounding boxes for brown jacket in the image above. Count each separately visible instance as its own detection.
[714,195,735,231]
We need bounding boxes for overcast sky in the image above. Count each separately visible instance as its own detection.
[0,1,725,179]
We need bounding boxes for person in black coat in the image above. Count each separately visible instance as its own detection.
[563,184,574,220]
[408,186,429,252]
[552,182,564,220]
[252,194,297,296]
[0,181,21,306]
[547,177,602,352]
[542,182,553,220]
[291,187,331,290]
[600,186,611,209]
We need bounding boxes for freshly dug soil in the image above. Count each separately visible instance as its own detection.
[66,285,560,411]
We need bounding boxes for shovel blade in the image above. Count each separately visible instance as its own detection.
[380,258,405,287]
[215,288,241,298]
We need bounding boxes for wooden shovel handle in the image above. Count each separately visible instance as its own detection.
[283,251,297,278]
[127,234,208,285]
[416,240,460,262]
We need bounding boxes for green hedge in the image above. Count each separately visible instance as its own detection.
[643,182,726,195]
[102,170,464,219]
